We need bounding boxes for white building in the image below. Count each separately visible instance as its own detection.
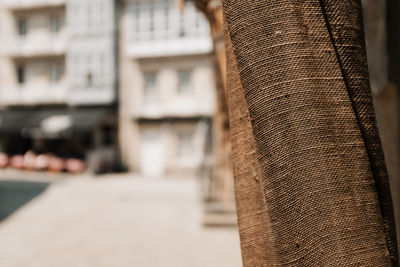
[0,0,119,172]
[66,0,117,105]
[119,0,216,176]
[0,0,68,105]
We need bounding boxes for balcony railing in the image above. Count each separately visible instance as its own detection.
[2,35,67,57]
[1,84,68,106]
[125,37,213,58]
[1,0,65,10]
[131,96,215,119]
[68,87,116,106]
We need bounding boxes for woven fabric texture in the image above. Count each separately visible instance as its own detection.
[223,0,398,265]
[225,22,279,266]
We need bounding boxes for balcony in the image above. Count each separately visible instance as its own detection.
[125,0,213,58]
[131,96,215,119]
[2,35,67,58]
[1,0,65,10]
[126,37,213,59]
[68,87,116,106]
[67,74,116,105]
[1,84,68,106]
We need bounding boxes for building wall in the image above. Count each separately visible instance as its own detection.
[132,56,216,118]
[119,0,216,176]
[119,55,216,175]
[1,57,67,105]
[0,0,117,107]
[0,0,119,172]
[118,7,140,171]
[0,5,67,106]
[0,0,66,9]
[137,120,208,176]
[0,0,216,175]
[0,7,13,107]
[6,7,67,56]
[124,0,212,58]
[66,0,117,105]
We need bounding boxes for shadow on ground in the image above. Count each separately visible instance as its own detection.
[0,180,50,222]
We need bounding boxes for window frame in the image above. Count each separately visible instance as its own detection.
[17,65,25,85]
[50,62,63,84]
[50,14,61,35]
[17,17,27,37]
[176,130,194,159]
[177,70,192,96]
[143,72,158,104]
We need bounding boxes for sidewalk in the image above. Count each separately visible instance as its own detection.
[0,174,242,267]
[0,169,73,183]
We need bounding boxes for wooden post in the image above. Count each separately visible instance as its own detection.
[181,0,235,225]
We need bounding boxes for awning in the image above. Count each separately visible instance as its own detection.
[0,107,113,138]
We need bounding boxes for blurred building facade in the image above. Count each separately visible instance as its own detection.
[0,0,119,172]
[0,0,217,175]
[119,0,216,176]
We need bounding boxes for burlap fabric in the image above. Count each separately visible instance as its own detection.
[223,0,398,265]
[225,22,277,266]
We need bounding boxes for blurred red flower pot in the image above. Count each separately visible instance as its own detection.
[66,158,85,174]
[0,153,9,168]
[35,154,51,171]
[23,151,37,170]
[10,155,24,169]
[48,156,65,173]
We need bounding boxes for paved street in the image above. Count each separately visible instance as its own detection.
[0,174,242,267]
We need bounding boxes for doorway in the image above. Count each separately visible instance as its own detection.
[140,130,164,177]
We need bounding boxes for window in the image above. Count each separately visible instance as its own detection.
[99,54,105,80]
[137,2,152,41]
[99,2,104,26]
[149,3,154,39]
[86,72,93,87]
[130,0,209,43]
[17,65,25,84]
[177,131,193,158]
[87,4,92,29]
[50,15,61,34]
[18,18,27,37]
[50,63,62,83]
[74,6,80,32]
[178,70,191,95]
[179,13,185,37]
[86,54,93,87]
[144,72,157,103]
[130,4,139,41]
